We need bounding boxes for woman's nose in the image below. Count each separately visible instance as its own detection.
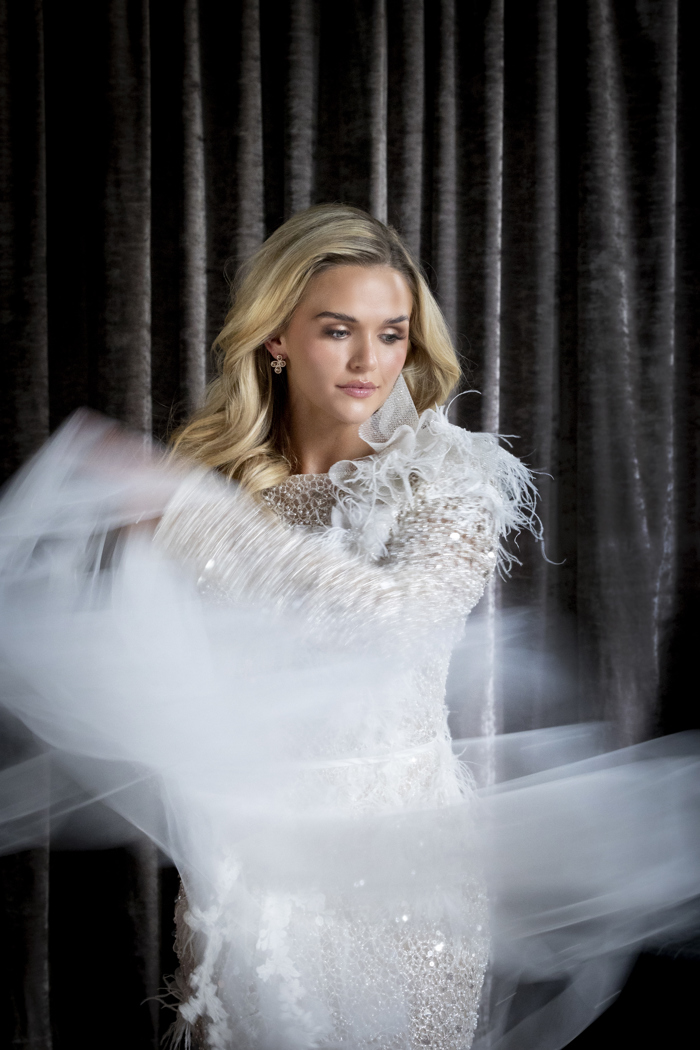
[349,332,378,372]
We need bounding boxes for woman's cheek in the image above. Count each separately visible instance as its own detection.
[308,343,342,383]
[388,346,408,376]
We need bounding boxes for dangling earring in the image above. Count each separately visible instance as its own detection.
[271,355,286,375]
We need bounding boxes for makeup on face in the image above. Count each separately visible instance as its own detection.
[263,265,413,473]
[336,381,378,398]
[266,266,412,427]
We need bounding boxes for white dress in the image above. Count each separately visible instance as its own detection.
[153,377,536,1050]
[0,377,697,1050]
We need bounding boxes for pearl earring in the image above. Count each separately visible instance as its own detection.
[271,355,286,375]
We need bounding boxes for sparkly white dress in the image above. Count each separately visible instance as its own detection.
[154,377,537,1050]
[1,381,698,1050]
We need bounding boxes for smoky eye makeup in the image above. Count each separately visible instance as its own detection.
[379,326,409,344]
[318,320,408,343]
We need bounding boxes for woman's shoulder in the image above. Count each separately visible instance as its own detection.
[387,408,528,498]
[326,407,540,559]
[423,414,539,525]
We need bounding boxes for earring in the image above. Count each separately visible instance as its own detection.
[271,355,287,375]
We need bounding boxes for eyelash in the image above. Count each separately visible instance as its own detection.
[324,328,405,344]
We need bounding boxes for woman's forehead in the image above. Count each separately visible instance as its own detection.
[298,265,413,319]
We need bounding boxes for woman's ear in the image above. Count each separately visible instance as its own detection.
[264,334,285,357]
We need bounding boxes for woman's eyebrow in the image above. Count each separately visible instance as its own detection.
[314,311,409,325]
[314,311,357,322]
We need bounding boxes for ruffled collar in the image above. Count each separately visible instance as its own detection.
[326,375,458,558]
[282,374,538,566]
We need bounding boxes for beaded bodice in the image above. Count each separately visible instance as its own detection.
[260,472,337,529]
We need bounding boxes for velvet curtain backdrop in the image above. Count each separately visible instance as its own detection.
[1,1,698,1047]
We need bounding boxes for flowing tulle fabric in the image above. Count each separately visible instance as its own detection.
[0,414,698,1050]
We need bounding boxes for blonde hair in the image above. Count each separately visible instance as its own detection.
[172,204,461,494]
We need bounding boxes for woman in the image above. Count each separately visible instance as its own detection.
[156,204,535,1049]
[0,205,697,1050]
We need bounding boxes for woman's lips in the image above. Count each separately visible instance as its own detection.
[337,384,378,399]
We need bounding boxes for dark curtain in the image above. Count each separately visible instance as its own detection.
[0,1,698,1047]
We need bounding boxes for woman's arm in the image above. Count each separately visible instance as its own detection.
[154,472,498,645]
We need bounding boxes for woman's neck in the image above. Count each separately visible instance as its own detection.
[285,408,373,475]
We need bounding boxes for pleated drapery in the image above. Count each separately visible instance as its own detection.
[0,1,698,1047]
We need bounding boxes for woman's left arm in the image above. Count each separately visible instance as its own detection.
[154,473,499,644]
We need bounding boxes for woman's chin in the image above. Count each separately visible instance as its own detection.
[337,402,381,426]
[320,392,382,426]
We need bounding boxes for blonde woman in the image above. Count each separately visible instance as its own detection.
[2,202,700,1050]
[151,204,535,1048]
[0,202,537,1050]
[0,203,540,1050]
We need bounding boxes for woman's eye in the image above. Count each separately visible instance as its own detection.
[380,333,404,344]
[325,328,350,339]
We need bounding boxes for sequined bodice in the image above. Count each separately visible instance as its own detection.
[260,473,337,529]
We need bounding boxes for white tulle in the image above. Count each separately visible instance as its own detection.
[0,393,697,1050]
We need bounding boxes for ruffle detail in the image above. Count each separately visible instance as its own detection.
[326,375,541,566]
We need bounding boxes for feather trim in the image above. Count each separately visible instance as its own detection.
[326,377,541,567]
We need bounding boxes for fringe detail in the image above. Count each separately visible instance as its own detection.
[157,887,213,1050]
[158,969,198,1050]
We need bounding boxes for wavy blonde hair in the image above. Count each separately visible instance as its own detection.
[172,204,461,494]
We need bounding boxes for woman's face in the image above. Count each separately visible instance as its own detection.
[265,264,412,426]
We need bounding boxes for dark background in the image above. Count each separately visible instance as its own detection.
[0,0,698,1047]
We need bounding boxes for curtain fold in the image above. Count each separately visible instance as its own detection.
[181,0,207,412]
[482,0,503,435]
[387,0,424,259]
[102,0,152,431]
[432,0,458,338]
[368,0,388,221]
[579,0,679,742]
[286,0,317,216]
[236,0,265,267]
[0,0,48,475]
[0,1,697,1046]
